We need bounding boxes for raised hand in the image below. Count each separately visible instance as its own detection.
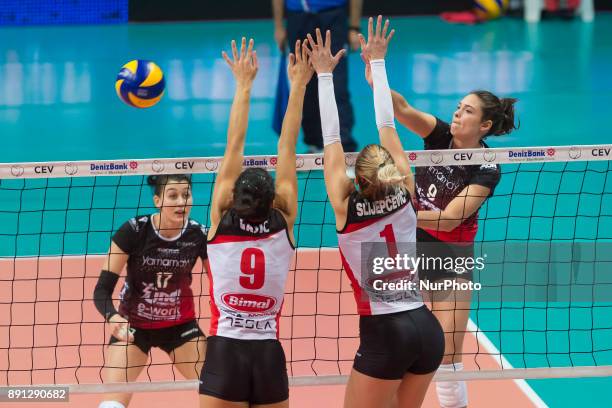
[306,28,346,74]
[358,15,395,61]
[287,39,314,88]
[222,37,259,87]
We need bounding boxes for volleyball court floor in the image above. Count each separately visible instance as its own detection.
[1,252,536,407]
[2,13,612,407]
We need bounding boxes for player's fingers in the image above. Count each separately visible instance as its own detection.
[382,19,389,38]
[221,51,233,68]
[294,39,301,62]
[240,37,247,60]
[316,28,324,48]
[301,40,310,61]
[367,16,373,40]
[333,49,346,65]
[252,50,259,70]
[306,33,317,50]
[376,15,382,37]
[358,33,366,51]
[246,38,254,60]
[231,40,238,62]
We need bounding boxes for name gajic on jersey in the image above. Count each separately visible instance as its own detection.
[239,218,271,234]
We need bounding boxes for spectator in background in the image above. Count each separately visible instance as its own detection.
[272,0,362,152]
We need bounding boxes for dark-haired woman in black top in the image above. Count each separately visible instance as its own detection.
[365,72,518,407]
[93,174,208,408]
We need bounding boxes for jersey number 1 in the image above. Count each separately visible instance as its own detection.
[379,224,399,258]
[240,248,265,289]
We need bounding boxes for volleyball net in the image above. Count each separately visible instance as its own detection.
[1,144,612,394]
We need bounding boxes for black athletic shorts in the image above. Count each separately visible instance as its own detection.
[199,336,289,404]
[354,305,444,380]
[109,319,205,354]
[417,228,475,282]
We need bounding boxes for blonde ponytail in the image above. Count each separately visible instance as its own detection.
[355,144,406,201]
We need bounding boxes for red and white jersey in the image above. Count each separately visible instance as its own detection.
[206,209,294,340]
[337,188,423,316]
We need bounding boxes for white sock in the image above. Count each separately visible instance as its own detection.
[436,362,468,408]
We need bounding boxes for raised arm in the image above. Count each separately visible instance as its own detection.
[307,29,353,225]
[359,16,414,195]
[391,90,436,138]
[274,39,314,226]
[210,38,258,228]
[362,46,436,139]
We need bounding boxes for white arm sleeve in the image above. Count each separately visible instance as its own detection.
[317,73,341,147]
[370,59,395,130]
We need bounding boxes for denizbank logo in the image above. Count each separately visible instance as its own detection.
[243,158,269,167]
[90,161,138,174]
[508,148,555,162]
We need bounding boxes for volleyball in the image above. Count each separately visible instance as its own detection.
[473,0,509,20]
[115,60,165,108]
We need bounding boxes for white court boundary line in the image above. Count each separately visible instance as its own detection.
[467,319,548,408]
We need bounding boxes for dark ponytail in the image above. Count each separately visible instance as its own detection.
[147,174,192,196]
[471,90,519,137]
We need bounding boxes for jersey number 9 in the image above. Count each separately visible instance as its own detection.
[239,248,265,290]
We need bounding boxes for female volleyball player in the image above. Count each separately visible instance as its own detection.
[198,37,313,408]
[93,174,208,408]
[311,17,444,408]
[362,31,518,408]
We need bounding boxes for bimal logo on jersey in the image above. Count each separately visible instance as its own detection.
[222,293,276,313]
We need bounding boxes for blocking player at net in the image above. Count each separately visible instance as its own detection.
[311,17,444,408]
[364,43,518,408]
[93,174,208,408]
[198,37,313,407]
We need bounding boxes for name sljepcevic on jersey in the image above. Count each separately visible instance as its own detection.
[415,118,501,242]
[112,214,208,329]
[206,209,294,340]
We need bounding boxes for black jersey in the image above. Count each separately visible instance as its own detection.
[112,214,208,329]
[415,118,501,242]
